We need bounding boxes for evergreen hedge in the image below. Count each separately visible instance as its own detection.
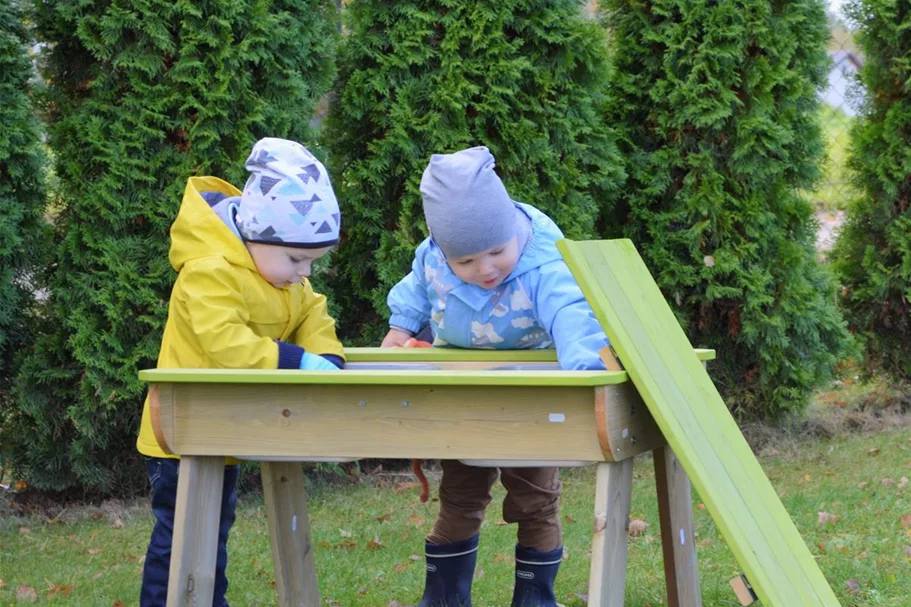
[602,0,852,417]
[324,0,624,343]
[0,0,50,453]
[832,0,911,381]
[8,0,338,493]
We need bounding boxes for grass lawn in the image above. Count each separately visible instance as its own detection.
[2,426,909,606]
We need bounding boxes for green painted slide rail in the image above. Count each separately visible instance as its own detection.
[557,238,840,607]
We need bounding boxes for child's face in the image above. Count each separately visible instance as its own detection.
[447,236,519,290]
[246,243,332,289]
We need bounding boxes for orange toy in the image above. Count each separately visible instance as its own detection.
[403,337,432,348]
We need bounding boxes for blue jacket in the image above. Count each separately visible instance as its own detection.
[388,202,610,370]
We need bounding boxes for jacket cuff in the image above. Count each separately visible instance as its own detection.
[389,314,422,334]
[319,354,345,369]
[277,341,305,369]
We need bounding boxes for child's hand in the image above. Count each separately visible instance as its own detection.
[299,352,340,371]
[381,328,412,348]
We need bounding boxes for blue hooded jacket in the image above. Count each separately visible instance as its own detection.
[387,202,610,370]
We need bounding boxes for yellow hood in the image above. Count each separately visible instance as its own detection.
[169,176,255,273]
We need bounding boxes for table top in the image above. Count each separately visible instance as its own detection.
[140,347,715,387]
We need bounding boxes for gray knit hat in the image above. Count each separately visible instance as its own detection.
[236,138,340,248]
[420,146,516,259]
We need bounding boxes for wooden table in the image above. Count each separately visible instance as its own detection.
[141,347,715,607]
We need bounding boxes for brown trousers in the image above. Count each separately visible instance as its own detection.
[427,460,562,552]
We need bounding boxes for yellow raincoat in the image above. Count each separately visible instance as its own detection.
[136,176,345,458]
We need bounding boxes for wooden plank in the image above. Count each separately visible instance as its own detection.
[155,383,621,461]
[558,239,840,607]
[654,445,701,607]
[587,460,634,606]
[344,347,717,362]
[576,241,828,604]
[594,385,666,461]
[577,242,821,604]
[167,456,224,607]
[139,368,628,387]
[261,462,320,607]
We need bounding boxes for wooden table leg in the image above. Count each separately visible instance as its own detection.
[167,456,225,607]
[587,459,634,606]
[262,461,321,607]
[654,445,702,607]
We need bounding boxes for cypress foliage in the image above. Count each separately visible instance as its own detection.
[832,0,911,381]
[324,0,624,343]
[603,0,851,417]
[10,0,338,492]
[0,0,50,459]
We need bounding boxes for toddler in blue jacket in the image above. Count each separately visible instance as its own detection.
[383,146,610,607]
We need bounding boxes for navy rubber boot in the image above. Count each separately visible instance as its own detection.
[418,534,479,607]
[511,544,563,607]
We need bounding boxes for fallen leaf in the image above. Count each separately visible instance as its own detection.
[900,514,911,529]
[367,536,385,550]
[494,553,512,563]
[494,520,510,526]
[898,477,908,489]
[817,542,826,553]
[564,515,576,524]
[19,526,31,535]
[697,538,713,548]
[335,540,356,550]
[881,478,895,486]
[409,554,422,561]
[817,511,840,526]
[628,518,649,537]
[855,551,868,560]
[407,513,426,527]
[16,585,38,602]
[339,528,352,538]
[47,583,74,599]
[845,579,860,594]
[703,255,715,268]
[93,571,104,581]
[14,479,28,492]
[376,512,393,523]
[858,481,868,489]
[394,562,411,572]
[474,567,485,580]
[799,474,812,484]
[88,548,102,556]
[392,481,421,494]
[0,579,5,588]
[112,517,124,529]
[697,503,706,510]
[868,448,880,456]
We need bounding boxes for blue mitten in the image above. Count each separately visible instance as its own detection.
[300,352,340,371]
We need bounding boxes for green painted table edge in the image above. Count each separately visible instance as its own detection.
[344,346,716,362]
[138,368,630,387]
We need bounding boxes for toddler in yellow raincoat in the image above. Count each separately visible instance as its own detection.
[137,138,345,606]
